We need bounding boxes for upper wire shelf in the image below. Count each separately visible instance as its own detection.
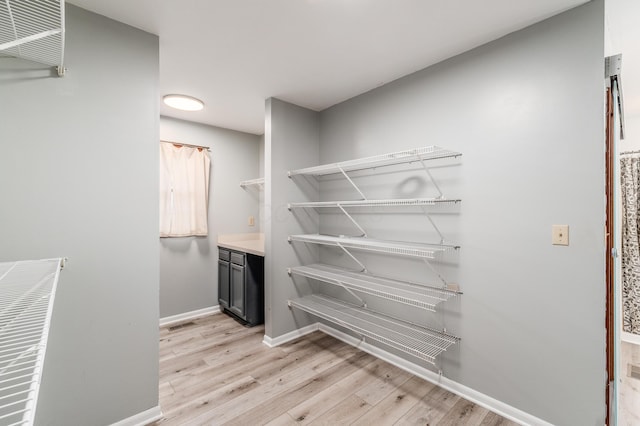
[288,198,460,209]
[0,0,66,76]
[288,146,461,177]
[289,264,460,311]
[288,234,458,259]
[288,294,459,365]
[240,177,264,188]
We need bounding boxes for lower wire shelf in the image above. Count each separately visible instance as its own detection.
[288,294,459,365]
[289,264,460,311]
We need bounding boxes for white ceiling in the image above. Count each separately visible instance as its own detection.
[69,0,591,135]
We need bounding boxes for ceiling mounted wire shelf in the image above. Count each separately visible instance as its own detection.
[0,258,64,426]
[288,294,459,365]
[288,234,458,259]
[240,177,264,188]
[289,264,461,311]
[288,146,461,177]
[288,198,461,209]
[0,0,66,75]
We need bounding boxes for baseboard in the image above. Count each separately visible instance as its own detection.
[109,405,163,426]
[316,324,553,426]
[159,305,220,327]
[262,323,319,347]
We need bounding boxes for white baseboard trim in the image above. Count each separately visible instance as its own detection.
[109,405,163,426]
[262,323,319,348]
[316,324,552,426]
[159,305,221,327]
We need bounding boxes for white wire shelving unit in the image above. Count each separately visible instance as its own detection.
[0,258,64,426]
[288,294,460,365]
[240,177,264,189]
[288,234,457,260]
[287,146,462,371]
[288,264,461,311]
[0,0,66,76]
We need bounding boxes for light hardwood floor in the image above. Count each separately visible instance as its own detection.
[151,314,520,426]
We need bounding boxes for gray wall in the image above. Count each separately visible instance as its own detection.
[264,98,320,337]
[0,5,160,425]
[159,117,261,318]
[268,1,606,424]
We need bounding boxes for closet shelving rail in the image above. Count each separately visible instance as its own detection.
[0,0,66,76]
[288,234,458,260]
[240,177,264,188]
[287,146,461,177]
[288,294,459,365]
[288,197,460,209]
[0,258,64,426]
[288,264,460,311]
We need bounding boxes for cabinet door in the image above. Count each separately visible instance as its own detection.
[218,259,230,308]
[229,263,245,318]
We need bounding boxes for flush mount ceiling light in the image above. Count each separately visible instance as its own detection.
[163,94,204,111]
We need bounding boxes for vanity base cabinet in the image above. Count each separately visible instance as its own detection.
[218,247,264,327]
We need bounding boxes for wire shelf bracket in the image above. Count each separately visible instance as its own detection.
[288,294,460,365]
[288,264,461,311]
[0,0,66,76]
[240,177,264,189]
[0,258,64,425]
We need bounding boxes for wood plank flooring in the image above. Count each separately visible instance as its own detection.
[150,314,520,426]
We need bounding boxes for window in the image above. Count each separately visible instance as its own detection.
[159,142,211,237]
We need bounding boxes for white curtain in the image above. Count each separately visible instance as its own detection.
[621,155,640,334]
[160,142,211,237]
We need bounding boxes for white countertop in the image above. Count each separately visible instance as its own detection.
[217,233,265,257]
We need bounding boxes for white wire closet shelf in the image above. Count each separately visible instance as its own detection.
[288,197,460,209]
[0,0,66,76]
[288,234,458,259]
[288,294,459,365]
[0,258,63,426]
[240,177,264,188]
[289,264,460,311]
[288,146,461,177]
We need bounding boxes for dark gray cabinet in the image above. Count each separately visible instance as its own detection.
[218,247,264,326]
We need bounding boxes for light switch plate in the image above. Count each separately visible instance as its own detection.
[552,225,569,245]
[248,216,255,227]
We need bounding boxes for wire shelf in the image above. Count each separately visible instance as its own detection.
[288,234,458,259]
[0,258,63,426]
[289,264,460,311]
[288,294,459,365]
[0,0,65,74]
[240,177,264,188]
[288,146,461,177]
[288,198,460,209]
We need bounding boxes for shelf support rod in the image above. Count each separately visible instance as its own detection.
[336,243,367,273]
[422,258,448,287]
[338,167,367,200]
[336,280,367,307]
[416,155,443,199]
[337,203,367,237]
[420,206,445,244]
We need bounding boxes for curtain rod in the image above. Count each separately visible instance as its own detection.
[160,140,210,151]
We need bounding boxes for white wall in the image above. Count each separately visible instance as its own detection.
[159,117,261,318]
[268,1,606,424]
[0,5,160,425]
